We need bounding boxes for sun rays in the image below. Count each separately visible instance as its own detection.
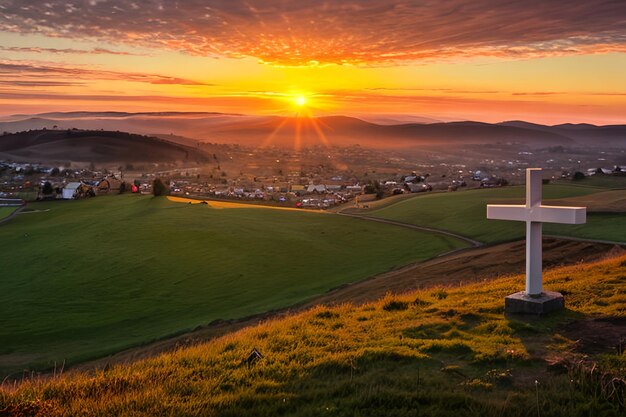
[258,93,331,151]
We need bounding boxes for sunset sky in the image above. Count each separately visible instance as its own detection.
[0,0,624,124]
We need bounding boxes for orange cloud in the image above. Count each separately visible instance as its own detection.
[0,61,211,86]
[0,1,624,66]
[0,46,143,56]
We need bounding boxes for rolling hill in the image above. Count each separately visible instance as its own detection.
[498,120,626,147]
[0,129,210,164]
[1,253,624,416]
[2,112,623,149]
[0,195,466,375]
[366,184,626,244]
[190,116,575,148]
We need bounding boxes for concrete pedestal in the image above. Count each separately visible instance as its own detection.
[504,291,564,315]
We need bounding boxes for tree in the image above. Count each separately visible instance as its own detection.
[572,171,586,181]
[364,180,384,199]
[152,178,168,196]
[42,181,54,195]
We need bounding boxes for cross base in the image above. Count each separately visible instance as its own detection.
[504,291,564,315]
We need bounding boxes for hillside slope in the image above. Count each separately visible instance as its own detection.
[0,195,466,375]
[1,255,625,416]
[0,129,210,163]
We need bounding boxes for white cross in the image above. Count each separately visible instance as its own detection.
[487,168,586,296]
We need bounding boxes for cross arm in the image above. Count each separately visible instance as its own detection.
[535,205,586,224]
[487,204,527,222]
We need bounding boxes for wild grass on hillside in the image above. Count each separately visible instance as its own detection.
[2,255,624,416]
[0,195,466,375]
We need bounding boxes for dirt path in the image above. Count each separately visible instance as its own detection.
[338,212,483,248]
[0,206,24,226]
[340,212,625,247]
[69,238,623,375]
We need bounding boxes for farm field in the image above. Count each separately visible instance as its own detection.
[0,195,467,375]
[369,184,625,244]
[2,253,624,416]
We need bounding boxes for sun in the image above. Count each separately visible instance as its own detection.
[294,95,307,107]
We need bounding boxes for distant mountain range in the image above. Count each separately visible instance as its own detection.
[0,112,624,149]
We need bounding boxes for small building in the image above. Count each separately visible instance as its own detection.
[62,182,95,199]
[307,184,327,194]
[346,185,362,193]
[62,182,82,199]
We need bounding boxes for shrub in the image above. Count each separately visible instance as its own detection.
[431,288,448,300]
[152,178,169,196]
[315,310,339,319]
[42,181,54,195]
[383,300,409,311]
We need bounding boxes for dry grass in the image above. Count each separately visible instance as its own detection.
[167,196,325,213]
[1,255,625,416]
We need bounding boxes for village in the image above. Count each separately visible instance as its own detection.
[1,140,624,208]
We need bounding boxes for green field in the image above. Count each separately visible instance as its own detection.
[555,174,626,189]
[0,195,466,375]
[0,207,16,220]
[3,253,624,416]
[370,185,625,244]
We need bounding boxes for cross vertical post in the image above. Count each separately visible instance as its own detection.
[526,168,543,295]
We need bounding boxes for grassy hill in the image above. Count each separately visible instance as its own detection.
[0,129,210,163]
[0,195,466,375]
[368,185,625,244]
[1,254,624,416]
[554,175,626,189]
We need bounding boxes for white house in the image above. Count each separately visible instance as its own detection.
[307,184,327,193]
[62,182,82,200]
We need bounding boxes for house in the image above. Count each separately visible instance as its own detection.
[97,178,111,193]
[62,182,94,199]
[96,176,123,194]
[346,185,362,193]
[62,182,82,199]
[307,184,327,194]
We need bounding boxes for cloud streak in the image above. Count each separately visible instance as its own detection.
[0,46,143,56]
[0,61,212,86]
[0,1,623,66]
